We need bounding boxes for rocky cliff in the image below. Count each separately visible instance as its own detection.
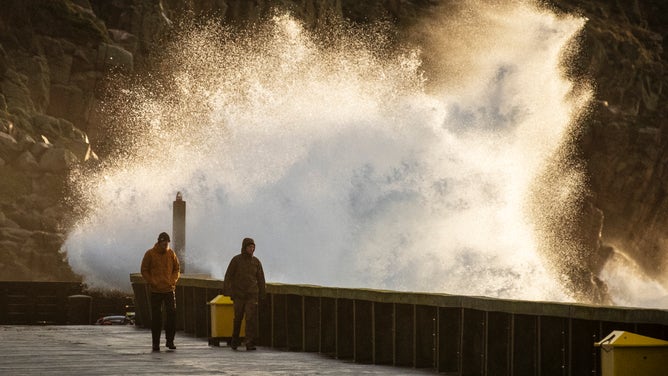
[0,0,665,304]
[554,0,667,301]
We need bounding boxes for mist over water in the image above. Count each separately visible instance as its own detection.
[63,1,665,307]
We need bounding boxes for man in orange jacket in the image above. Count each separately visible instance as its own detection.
[141,232,180,352]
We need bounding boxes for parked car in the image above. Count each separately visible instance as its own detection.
[95,315,134,325]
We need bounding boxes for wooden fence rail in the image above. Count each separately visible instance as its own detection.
[130,274,668,375]
[0,281,82,324]
[0,281,134,325]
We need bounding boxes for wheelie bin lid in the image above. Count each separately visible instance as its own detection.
[208,295,233,305]
[595,331,668,348]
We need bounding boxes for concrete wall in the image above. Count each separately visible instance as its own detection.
[131,274,668,375]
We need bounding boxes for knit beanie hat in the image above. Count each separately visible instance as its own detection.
[158,232,171,242]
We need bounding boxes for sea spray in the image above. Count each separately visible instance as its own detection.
[65,2,592,303]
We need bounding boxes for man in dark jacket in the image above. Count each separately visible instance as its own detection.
[223,237,266,350]
[141,232,180,352]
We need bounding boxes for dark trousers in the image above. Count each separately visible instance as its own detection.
[150,291,176,346]
[232,297,258,344]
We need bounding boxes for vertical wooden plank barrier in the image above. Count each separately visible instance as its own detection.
[354,299,373,363]
[55,284,69,324]
[128,276,668,374]
[132,282,150,328]
[569,318,599,375]
[415,305,436,369]
[512,314,538,375]
[272,294,287,348]
[336,298,354,360]
[394,303,414,367]
[26,284,36,324]
[462,308,485,376]
[0,282,80,325]
[6,283,23,324]
[204,288,220,342]
[539,316,568,376]
[303,296,320,352]
[286,294,303,351]
[31,284,42,323]
[601,320,634,338]
[36,284,53,323]
[4,283,18,324]
[637,323,668,340]
[184,286,196,335]
[0,285,7,323]
[258,293,272,346]
[487,311,511,376]
[320,297,336,355]
[188,287,197,336]
[373,302,394,365]
[193,287,207,337]
[175,285,185,331]
[437,307,462,373]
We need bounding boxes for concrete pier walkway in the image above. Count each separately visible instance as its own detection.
[0,325,435,375]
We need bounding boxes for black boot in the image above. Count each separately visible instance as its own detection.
[230,337,239,350]
[231,321,241,350]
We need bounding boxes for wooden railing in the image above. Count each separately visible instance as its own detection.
[130,273,668,375]
[0,281,135,325]
[0,281,82,324]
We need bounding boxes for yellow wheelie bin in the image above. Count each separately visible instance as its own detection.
[595,331,668,376]
[208,295,245,346]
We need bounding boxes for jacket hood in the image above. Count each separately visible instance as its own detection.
[241,237,255,253]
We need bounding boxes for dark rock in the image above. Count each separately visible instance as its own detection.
[96,42,133,72]
[0,131,20,161]
[15,150,39,171]
[14,54,51,112]
[5,209,42,231]
[108,29,139,55]
[32,113,63,140]
[39,36,74,85]
[38,146,79,172]
[0,45,9,77]
[30,140,52,159]
[1,69,35,114]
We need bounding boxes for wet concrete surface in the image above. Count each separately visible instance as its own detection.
[0,325,436,375]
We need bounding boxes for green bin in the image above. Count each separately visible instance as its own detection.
[595,331,668,376]
[207,295,244,346]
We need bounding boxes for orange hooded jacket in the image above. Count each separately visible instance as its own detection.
[141,243,181,293]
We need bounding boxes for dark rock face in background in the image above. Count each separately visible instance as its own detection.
[0,0,665,303]
[0,0,110,282]
[554,0,667,287]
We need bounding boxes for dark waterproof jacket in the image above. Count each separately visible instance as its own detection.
[223,249,266,300]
